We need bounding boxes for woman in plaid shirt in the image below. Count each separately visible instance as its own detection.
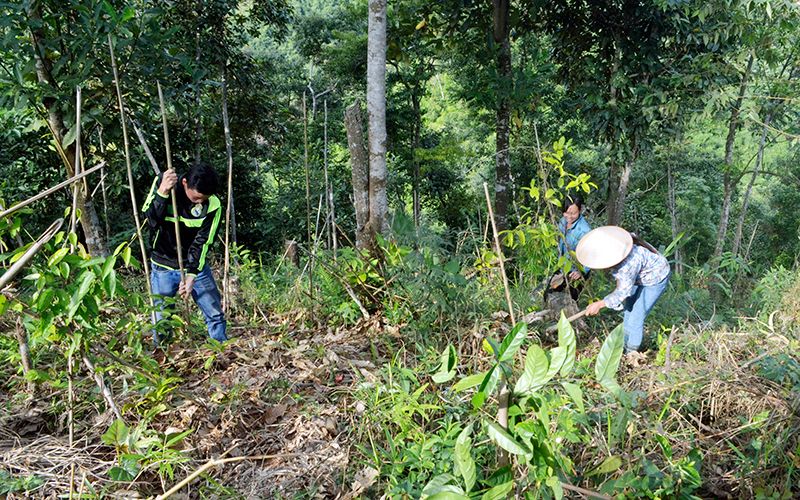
[576,226,670,353]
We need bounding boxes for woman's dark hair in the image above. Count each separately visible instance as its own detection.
[184,162,220,195]
[565,194,584,211]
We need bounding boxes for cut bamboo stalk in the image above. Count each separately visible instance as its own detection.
[82,354,122,421]
[0,162,105,221]
[303,92,313,299]
[109,34,156,313]
[129,116,161,175]
[69,86,82,237]
[0,218,63,290]
[157,82,186,286]
[483,182,512,468]
[221,64,234,313]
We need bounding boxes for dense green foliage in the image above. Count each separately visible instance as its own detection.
[1,0,800,497]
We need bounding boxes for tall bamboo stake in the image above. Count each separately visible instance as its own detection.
[303,92,313,299]
[69,87,82,238]
[221,64,234,313]
[108,34,156,316]
[483,182,513,468]
[157,83,186,285]
[323,99,337,258]
[98,126,110,239]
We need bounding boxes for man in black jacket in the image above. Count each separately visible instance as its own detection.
[142,162,226,345]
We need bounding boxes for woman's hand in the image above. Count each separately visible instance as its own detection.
[585,300,606,316]
[568,270,581,281]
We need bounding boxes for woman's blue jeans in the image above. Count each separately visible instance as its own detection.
[150,263,227,345]
[622,275,670,353]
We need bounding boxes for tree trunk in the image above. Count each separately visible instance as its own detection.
[324,99,337,253]
[606,150,635,226]
[27,4,107,256]
[345,101,370,250]
[714,54,754,258]
[667,161,682,275]
[732,113,771,257]
[367,0,388,242]
[493,0,512,231]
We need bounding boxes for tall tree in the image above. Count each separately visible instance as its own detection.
[492,0,512,231]
[367,0,388,244]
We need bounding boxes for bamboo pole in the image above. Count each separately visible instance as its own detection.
[483,182,513,468]
[69,87,82,237]
[0,162,105,221]
[303,92,313,299]
[129,116,161,175]
[157,82,186,285]
[108,34,156,318]
[483,183,515,324]
[98,127,110,239]
[324,99,337,258]
[221,64,234,313]
[0,218,63,290]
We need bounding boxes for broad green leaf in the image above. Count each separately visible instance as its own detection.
[454,424,476,492]
[122,246,131,266]
[588,455,623,476]
[67,270,96,321]
[481,480,514,500]
[101,254,117,280]
[428,493,469,500]
[561,382,585,414]
[514,345,550,395]
[422,474,466,498]
[485,421,530,456]
[478,365,499,396]
[557,311,576,376]
[546,346,567,379]
[453,372,486,392]
[47,247,70,268]
[546,476,563,499]
[432,344,457,384]
[498,322,528,362]
[595,323,625,396]
[102,418,129,447]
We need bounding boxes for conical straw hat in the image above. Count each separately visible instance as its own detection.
[575,226,633,270]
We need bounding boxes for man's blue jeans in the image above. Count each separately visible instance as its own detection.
[622,275,670,353]
[150,263,227,345]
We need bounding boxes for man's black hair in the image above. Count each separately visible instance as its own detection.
[184,162,220,196]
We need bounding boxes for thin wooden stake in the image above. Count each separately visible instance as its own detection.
[69,87,82,238]
[303,92,313,299]
[67,348,74,447]
[157,82,186,286]
[108,34,157,326]
[323,99,337,258]
[483,183,515,324]
[483,182,513,468]
[82,353,122,421]
[98,127,110,239]
[221,64,234,313]
[129,116,161,175]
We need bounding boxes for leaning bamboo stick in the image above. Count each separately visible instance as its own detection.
[0,162,105,221]
[483,182,513,468]
[108,34,156,315]
[221,64,234,313]
[157,82,186,285]
[0,218,63,290]
[129,116,161,175]
[69,86,82,237]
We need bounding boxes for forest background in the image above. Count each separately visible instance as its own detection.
[1,0,800,498]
